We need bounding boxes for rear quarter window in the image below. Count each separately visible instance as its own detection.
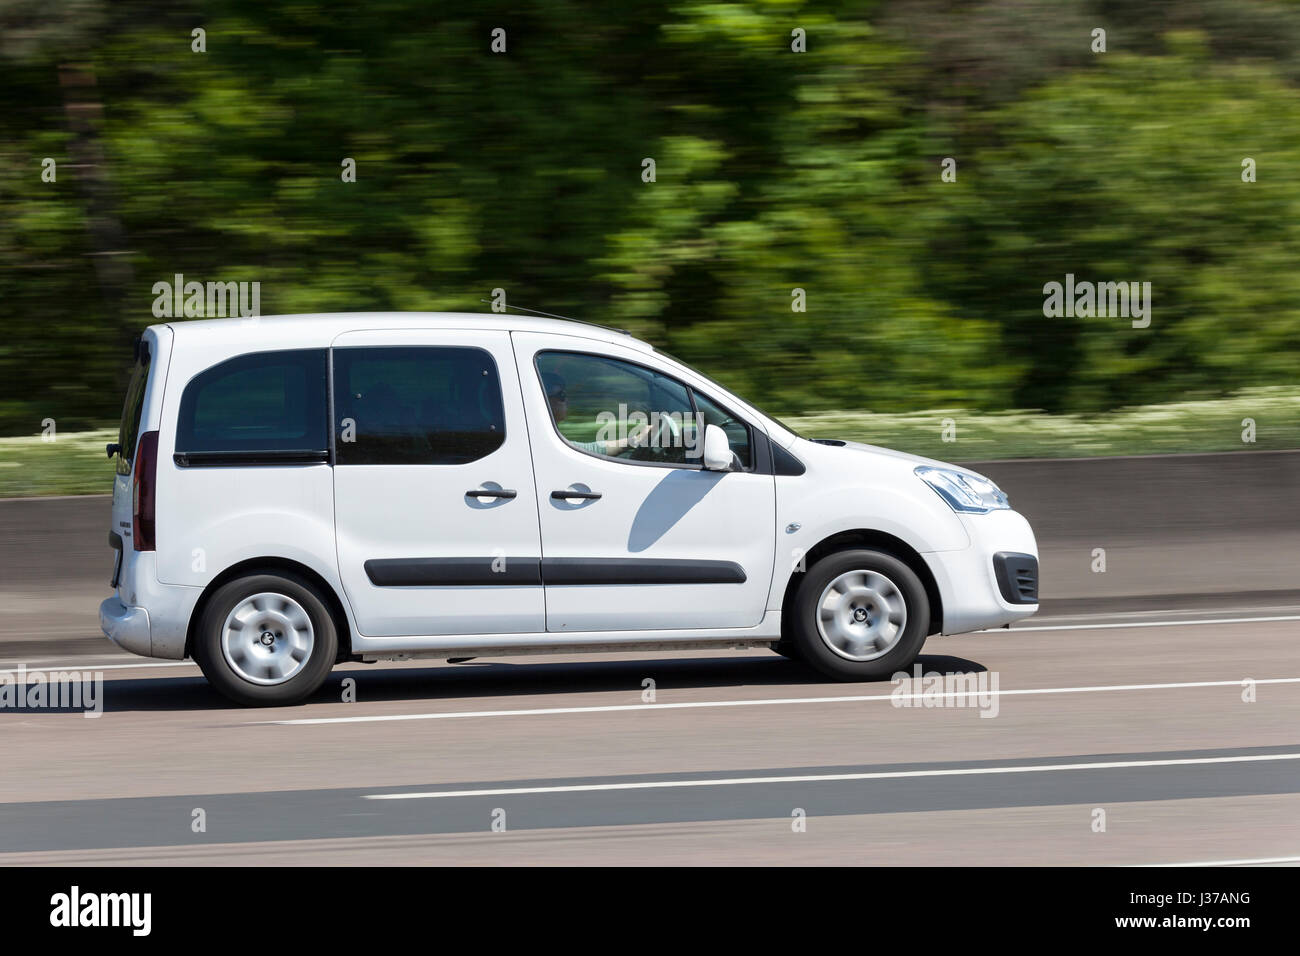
[117,344,151,475]
[175,349,328,456]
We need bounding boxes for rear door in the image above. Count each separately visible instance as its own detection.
[331,329,544,637]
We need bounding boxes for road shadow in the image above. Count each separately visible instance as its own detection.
[6,652,987,715]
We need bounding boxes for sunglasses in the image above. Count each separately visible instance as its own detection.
[549,388,567,401]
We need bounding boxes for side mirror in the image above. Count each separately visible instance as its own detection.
[702,424,734,471]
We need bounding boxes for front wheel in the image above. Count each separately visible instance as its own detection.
[788,549,930,681]
[193,572,338,706]
[770,640,803,662]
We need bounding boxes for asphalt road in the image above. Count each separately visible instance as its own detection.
[0,450,1296,865]
[1,612,1297,864]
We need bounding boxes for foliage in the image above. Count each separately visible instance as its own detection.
[1,1,1298,439]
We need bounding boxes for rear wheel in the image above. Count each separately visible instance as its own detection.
[788,549,929,681]
[193,572,338,706]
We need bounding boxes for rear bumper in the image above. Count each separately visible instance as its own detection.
[99,596,153,657]
[101,550,202,659]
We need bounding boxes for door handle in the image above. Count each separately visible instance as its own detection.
[465,488,517,499]
[551,489,602,500]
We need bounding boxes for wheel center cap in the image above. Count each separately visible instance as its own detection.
[259,630,275,646]
[853,607,869,623]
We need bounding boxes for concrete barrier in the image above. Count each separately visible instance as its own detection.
[970,450,1300,611]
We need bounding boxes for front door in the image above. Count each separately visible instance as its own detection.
[511,331,776,633]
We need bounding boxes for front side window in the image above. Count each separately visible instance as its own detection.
[535,351,699,466]
[175,349,327,456]
[333,346,505,465]
[691,389,752,469]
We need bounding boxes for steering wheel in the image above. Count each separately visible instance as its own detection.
[626,413,682,461]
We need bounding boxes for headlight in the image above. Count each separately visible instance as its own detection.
[915,466,1009,514]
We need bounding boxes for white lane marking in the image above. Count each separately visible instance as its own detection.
[993,614,1300,633]
[1034,604,1300,622]
[363,751,1300,801]
[0,660,195,676]
[1139,855,1300,868]
[268,676,1300,726]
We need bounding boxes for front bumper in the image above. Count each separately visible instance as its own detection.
[923,509,1040,635]
[99,596,153,657]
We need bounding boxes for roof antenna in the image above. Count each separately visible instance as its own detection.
[478,300,629,335]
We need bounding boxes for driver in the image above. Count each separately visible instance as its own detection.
[542,372,651,456]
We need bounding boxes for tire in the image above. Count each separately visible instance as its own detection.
[788,549,929,681]
[193,572,338,706]
[770,640,804,662]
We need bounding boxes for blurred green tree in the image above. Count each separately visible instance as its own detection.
[2,1,1299,434]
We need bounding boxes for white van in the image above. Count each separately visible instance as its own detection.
[100,313,1038,705]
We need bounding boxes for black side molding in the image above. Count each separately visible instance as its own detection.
[541,557,746,586]
[365,557,542,587]
[364,556,747,587]
[174,449,330,467]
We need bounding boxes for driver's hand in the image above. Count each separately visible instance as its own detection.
[626,423,652,448]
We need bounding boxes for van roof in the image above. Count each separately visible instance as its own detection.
[149,310,798,448]
[158,311,652,351]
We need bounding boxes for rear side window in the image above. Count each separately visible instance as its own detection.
[117,342,151,475]
[175,349,328,457]
[333,346,505,465]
